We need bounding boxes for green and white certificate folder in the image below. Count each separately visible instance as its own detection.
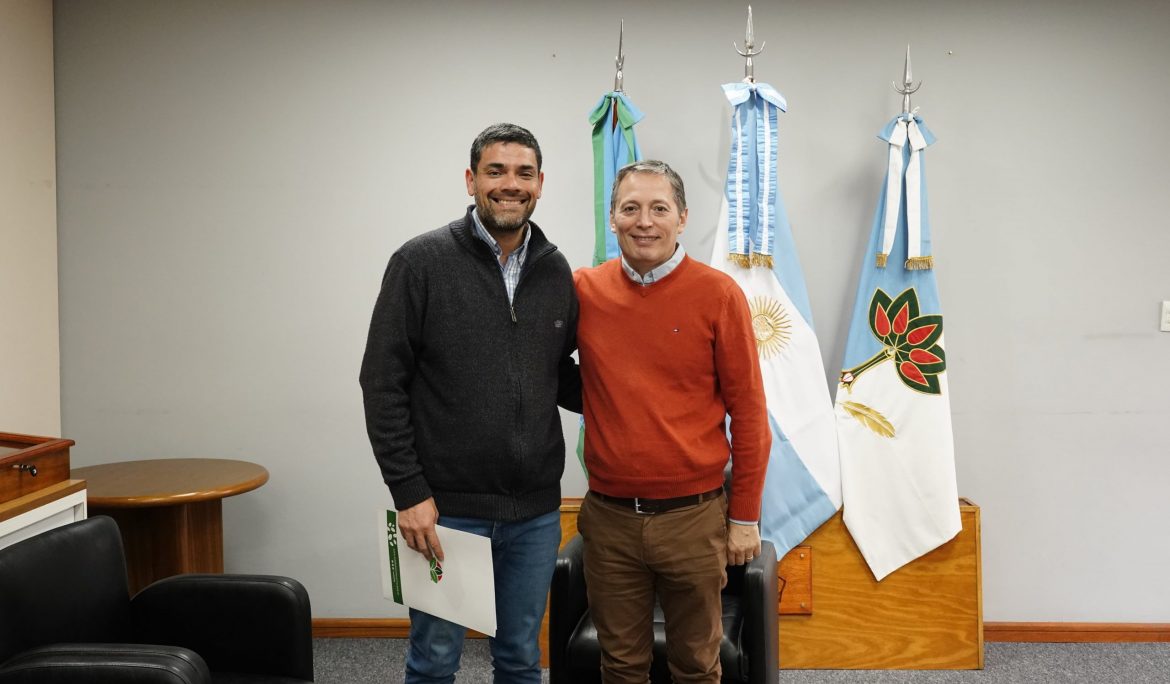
[378,509,497,636]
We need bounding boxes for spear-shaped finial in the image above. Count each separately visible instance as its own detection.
[734,5,766,83]
[892,44,922,114]
[613,20,625,92]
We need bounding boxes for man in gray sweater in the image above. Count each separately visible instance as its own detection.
[361,123,580,683]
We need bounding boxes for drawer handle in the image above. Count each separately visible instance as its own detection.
[11,463,38,477]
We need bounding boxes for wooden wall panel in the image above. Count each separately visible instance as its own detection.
[984,622,1170,643]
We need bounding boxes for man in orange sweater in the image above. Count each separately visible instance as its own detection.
[574,160,771,683]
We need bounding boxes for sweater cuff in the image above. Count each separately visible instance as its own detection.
[389,473,433,512]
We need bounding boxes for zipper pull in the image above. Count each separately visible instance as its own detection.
[510,304,518,323]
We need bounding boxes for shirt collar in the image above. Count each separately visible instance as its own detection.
[472,208,531,262]
[621,244,686,286]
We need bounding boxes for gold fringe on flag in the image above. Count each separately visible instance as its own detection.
[904,256,934,270]
[750,253,774,269]
[728,253,752,268]
[875,253,888,268]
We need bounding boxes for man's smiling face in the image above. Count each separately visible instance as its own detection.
[465,142,543,234]
[610,171,688,276]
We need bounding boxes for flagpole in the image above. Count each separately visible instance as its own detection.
[613,20,624,93]
[733,5,765,84]
[892,44,921,115]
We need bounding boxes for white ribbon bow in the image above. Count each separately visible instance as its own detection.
[880,114,928,267]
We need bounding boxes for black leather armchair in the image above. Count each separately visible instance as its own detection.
[549,534,779,684]
[0,516,313,683]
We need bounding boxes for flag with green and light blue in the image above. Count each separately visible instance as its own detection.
[588,92,644,266]
[578,91,645,476]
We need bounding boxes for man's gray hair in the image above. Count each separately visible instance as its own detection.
[610,160,687,215]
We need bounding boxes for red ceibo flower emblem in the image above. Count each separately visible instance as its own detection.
[840,287,946,395]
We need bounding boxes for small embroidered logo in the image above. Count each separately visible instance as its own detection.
[554,320,564,328]
[672,328,680,333]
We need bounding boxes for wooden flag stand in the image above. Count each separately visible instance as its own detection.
[777,499,982,669]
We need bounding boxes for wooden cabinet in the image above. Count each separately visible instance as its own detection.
[1,432,73,502]
[0,432,86,550]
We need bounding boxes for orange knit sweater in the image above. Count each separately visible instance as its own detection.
[574,256,771,522]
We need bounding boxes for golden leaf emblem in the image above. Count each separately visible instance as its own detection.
[749,296,792,359]
[841,401,896,439]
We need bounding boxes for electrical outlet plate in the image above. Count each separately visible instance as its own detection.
[1162,301,1170,332]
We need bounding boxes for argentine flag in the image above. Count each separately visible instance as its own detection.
[836,112,960,580]
[709,81,840,558]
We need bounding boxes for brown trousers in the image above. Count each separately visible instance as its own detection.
[578,491,729,684]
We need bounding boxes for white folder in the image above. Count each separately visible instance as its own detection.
[377,509,497,637]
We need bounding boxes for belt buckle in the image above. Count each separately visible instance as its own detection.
[633,497,652,515]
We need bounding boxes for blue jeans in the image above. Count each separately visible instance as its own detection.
[405,509,561,684]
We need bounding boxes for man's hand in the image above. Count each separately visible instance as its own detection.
[398,497,444,562]
[727,522,761,566]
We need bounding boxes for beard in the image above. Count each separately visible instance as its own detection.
[475,195,533,234]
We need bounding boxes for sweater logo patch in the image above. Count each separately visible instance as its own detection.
[554,320,564,328]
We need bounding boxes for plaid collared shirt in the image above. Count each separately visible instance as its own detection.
[472,209,531,304]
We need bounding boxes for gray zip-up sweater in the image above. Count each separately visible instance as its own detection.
[360,207,580,521]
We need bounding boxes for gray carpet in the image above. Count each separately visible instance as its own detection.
[312,639,1170,683]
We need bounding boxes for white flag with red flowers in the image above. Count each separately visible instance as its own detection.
[835,113,960,580]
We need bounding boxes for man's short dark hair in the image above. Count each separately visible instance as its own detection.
[470,123,542,173]
[610,160,687,215]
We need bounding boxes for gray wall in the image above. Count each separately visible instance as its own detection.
[55,0,1170,621]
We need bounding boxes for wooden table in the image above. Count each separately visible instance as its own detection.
[71,458,268,594]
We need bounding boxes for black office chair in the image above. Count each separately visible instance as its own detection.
[0,516,313,683]
[549,533,779,684]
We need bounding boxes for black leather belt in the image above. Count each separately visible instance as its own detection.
[592,487,724,515]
